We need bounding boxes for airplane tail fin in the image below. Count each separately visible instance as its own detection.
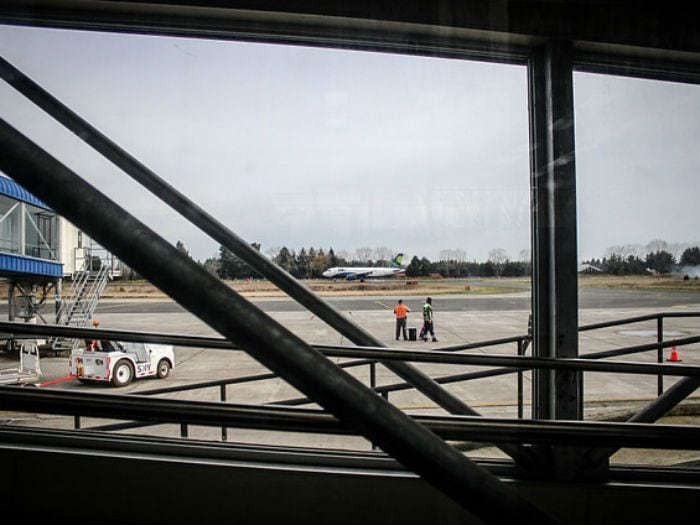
[391,253,404,267]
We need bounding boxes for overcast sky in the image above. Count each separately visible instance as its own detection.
[0,24,698,263]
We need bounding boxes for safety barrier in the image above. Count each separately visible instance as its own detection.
[1,311,698,445]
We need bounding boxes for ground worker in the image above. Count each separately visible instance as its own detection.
[393,299,410,341]
[86,318,100,351]
[419,297,438,342]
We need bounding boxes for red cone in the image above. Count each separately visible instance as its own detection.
[668,347,682,362]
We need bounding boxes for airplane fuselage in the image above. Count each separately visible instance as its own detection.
[323,253,405,281]
[322,266,404,280]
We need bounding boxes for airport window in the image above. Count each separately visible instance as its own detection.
[574,72,700,459]
[24,204,57,260]
[0,194,20,254]
[0,24,533,443]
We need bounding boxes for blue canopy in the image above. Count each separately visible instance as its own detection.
[0,252,63,278]
[0,176,52,210]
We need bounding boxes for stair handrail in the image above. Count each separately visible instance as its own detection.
[55,262,91,326]
[51,256,111,352]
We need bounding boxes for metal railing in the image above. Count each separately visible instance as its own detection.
[52,255,111,353]
[1,310,698,441]
[73,245,122,279]
[2,386,700,451]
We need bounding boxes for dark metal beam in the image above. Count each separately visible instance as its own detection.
[574,47,700,85]
[528,40,585,481]
[529,40,580,422]
[586,376,700,466]
[2,1,700,59]
[0,119,557,524]
[0,1,535,65]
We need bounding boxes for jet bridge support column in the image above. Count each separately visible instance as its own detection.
[7,281,15,322]
[54,277,62,320]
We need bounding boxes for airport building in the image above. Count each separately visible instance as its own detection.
[0,174,62,279]
[0,174,118,329]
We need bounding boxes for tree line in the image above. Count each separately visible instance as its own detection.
[581,246,700,275]
[118,241,699,281]
[204,244,531,280]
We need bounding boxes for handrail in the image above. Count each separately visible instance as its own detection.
[2,316,699,415]
[5,310,699,418]
[579,311,700,331]
[2,386,700,450]
[3,321,696,374]
[55,265,90,325]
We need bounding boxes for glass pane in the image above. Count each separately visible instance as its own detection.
[0,192,21,253]
[0,24,532,450]
[575,72,700,465]
[24,203,57,260]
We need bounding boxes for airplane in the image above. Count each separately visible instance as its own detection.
[322,253,405,281]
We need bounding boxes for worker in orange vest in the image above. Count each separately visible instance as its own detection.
[393,299,411,341]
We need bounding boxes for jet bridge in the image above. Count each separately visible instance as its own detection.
[0,176,62,351]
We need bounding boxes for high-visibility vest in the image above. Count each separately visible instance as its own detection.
[423,303,433,322]
[394,304,409,319]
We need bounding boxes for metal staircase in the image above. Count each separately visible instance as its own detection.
[51,259,111,354]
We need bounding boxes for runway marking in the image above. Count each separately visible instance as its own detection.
[375,301,392,309]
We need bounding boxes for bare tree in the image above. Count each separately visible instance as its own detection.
[488,248,508,277]
[518,249,531,262]
[605,245,626,258]
[374,246,394,262]
[439,249,466,262]
[606,240,681,260]
[646,239,669,253]
[668,242,690,260]
[488,248,508,265]
[355,246,373,263]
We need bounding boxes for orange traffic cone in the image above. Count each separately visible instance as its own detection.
[667,346,682,362]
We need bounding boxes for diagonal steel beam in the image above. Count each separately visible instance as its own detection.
[0,54,534,465]
[0,118,558,524]
[586,376,700,466]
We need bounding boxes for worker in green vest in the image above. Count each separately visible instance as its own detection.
[419,297,438,342]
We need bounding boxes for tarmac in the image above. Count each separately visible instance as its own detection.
[1,288,700,467]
